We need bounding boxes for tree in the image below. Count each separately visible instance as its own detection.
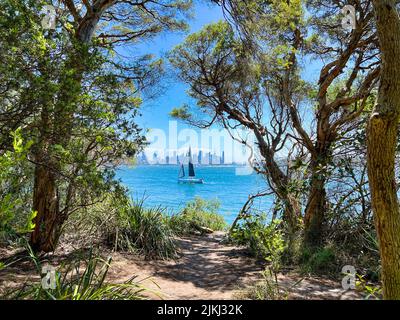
[169,21,304,240]
[213,0,380,247]
[0,0,192,252]
[367,0,400,300]
[298,0,380,246]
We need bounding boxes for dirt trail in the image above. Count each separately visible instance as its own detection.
[107,232,262,299]
[106,233,361,300]
[0,232,362,300]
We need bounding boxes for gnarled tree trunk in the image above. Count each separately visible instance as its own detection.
[367,0,400,300]
[303,145,331,248]
[30,162,62,252]
[303,173,327,247]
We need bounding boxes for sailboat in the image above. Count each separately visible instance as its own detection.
[178,148,204,184]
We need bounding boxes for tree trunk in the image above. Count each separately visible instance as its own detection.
[283,194,302,234]
[29,94,63,253]
[29,47,86,252]
[368,115,400,299]
[254,130,302,233]
[303,152,329,248]
[367,0,400,300]
[30,163,62,252]
[303,175,326,247]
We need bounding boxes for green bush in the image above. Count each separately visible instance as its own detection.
[0,128,35,244]
[113,201,179,260]
[300,245,337,274]
[230,214,285,267]
[68,192,129,243]
[68,195,178,260]
[169,197,227,235]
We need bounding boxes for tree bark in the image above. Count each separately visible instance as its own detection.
[303,170,327,247]
[367,0,400,300]
[303,142,331,248]
[30,163,63,252]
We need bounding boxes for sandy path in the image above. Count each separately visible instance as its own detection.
[106,233,361,300]
[107,232,263,299]
[0,232,362,300]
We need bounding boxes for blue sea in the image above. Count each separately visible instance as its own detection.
[116,165,273,224]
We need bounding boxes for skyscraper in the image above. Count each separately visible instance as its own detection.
[211,151,220,165]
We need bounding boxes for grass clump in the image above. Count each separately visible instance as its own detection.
[115,201,178,260]
[69,195,179,260]
[169,197,227,236]
[235,269,289,300]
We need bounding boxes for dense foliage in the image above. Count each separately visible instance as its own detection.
[169,197,227,235]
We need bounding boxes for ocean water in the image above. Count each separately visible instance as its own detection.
[116,165,273,224]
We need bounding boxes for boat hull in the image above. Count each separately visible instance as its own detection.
[178,177,204,184]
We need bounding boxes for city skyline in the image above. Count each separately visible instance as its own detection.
[137,148,244,166]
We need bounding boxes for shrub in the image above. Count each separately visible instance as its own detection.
[169,197,227,236]
[356,274,382,300]
[68,195,178,260]
[299,245,338,275]
[113,201,179,260]
[67,192,129,244]
[230,214,286,267]
[0,128,34,244]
